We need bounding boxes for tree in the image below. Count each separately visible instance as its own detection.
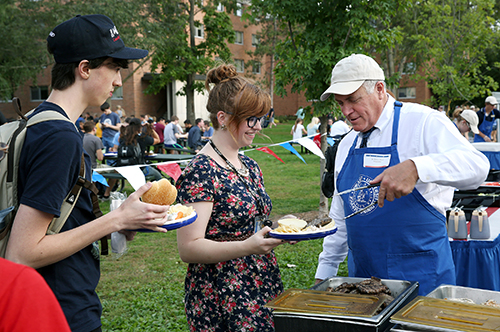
[405,0,499,108]
[0,1,52,101]
[139,0,237,122]
[248,0,408,217]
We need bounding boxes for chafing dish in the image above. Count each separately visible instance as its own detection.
[390,285,500,332]
[271,277,418,332]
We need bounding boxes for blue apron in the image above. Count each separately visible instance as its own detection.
[474,108,495,142]
[337,101,455,295]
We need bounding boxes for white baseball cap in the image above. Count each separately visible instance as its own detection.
[320,54,385,101]
[485,96,498,105]
[460,109,479,134]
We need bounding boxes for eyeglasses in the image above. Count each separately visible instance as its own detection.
[224,111,267,129]
[0,142,8,162]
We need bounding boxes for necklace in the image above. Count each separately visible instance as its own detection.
[209,140,249,177]
[209,140,271,227]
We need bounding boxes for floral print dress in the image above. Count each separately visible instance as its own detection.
[176,154,283,332]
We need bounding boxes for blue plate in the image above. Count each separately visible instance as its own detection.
[135,211,197,232]
[268,227,337,241]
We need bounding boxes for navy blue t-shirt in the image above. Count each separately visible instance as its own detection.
[18,101,101,332]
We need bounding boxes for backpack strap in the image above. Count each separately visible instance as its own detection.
[26,111,104,251]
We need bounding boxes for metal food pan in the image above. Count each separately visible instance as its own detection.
[426,284,500,306]
[273,277,419,332]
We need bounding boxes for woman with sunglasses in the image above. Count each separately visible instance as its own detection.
[176,64,287,332]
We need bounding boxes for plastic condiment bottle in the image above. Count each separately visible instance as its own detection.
[447,208,467,240]
[470,208,490,240]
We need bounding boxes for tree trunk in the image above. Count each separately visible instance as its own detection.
[318,114,329,219]
[186,73,196,122]
[186,0,196,122]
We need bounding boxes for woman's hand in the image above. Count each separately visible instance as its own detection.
[245,227,287,255]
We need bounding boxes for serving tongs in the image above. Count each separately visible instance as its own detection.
[334,183,380,197]
[300,216,333,231]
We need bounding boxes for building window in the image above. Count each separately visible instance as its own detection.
[252,34,259,47]
[111,86,123,100]
[216,3,224,11]
[235,59,244,73]
[30,86,49,101]
[398,87,416,99]
[235,2,242,16]
[195,24,204,38]
[235,31,243,45]
[252,62,261,74]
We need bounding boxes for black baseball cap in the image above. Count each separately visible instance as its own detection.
[47,14,148,64]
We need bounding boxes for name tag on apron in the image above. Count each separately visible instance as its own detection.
[363,153,391,168]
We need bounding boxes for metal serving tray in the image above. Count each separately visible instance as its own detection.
[391,296,500,332]
[426,284,500,305]
[272,277,419,332]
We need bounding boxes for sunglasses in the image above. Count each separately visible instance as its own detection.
[224,111,267,129]
[0,142,8,162]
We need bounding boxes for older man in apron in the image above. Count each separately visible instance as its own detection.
[315,54,490,295]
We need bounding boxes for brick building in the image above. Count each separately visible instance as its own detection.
[1,5,431,122]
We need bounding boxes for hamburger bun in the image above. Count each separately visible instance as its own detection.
[141,179,177,205]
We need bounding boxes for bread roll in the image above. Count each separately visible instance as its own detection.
[141,179,177,205]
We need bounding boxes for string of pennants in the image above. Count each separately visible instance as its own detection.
[92,134,334,191]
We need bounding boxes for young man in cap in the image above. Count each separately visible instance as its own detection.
[6,15,170,332]
[315,54,489,295]
[474,96,500,142]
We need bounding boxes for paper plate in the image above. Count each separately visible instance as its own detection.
[268,227,337,241]
[135,211,197,232]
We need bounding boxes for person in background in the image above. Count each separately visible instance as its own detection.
[263,107,277,128]
[184,119,193,133]
[307,117,320,136]
[475,96,500,142]
[82,120,104,169]
[296,106,305,119]
[330,115,350,138]
[164,115,187,153]
[117,118,162,180]
[187,118,205,152]
[202,120,214,140]
[140,114,149,125]
[315,53,489,295]
[438,105,445,114]
[154,117,166,152]
[115,105,125,117]
[6,14,170,332]
[455,109,479,140]
[176,63,286,332]
[290,117,306,141]
[99,101,121,153]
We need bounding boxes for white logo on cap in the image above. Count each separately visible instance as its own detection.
[49,31,55,37]
[110,26,119,38]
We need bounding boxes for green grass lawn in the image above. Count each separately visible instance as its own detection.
[97,120,347,331]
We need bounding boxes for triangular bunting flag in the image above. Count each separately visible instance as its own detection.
[92,170,109,187]
[115,166,146,191]
[256,146,285,163]
[297,137,325,159]
[279,142,306,164]
[157,163,182,181]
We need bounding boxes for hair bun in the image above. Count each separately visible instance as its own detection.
[206,64,238,86]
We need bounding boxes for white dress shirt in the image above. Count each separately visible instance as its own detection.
[315,95,490,280]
